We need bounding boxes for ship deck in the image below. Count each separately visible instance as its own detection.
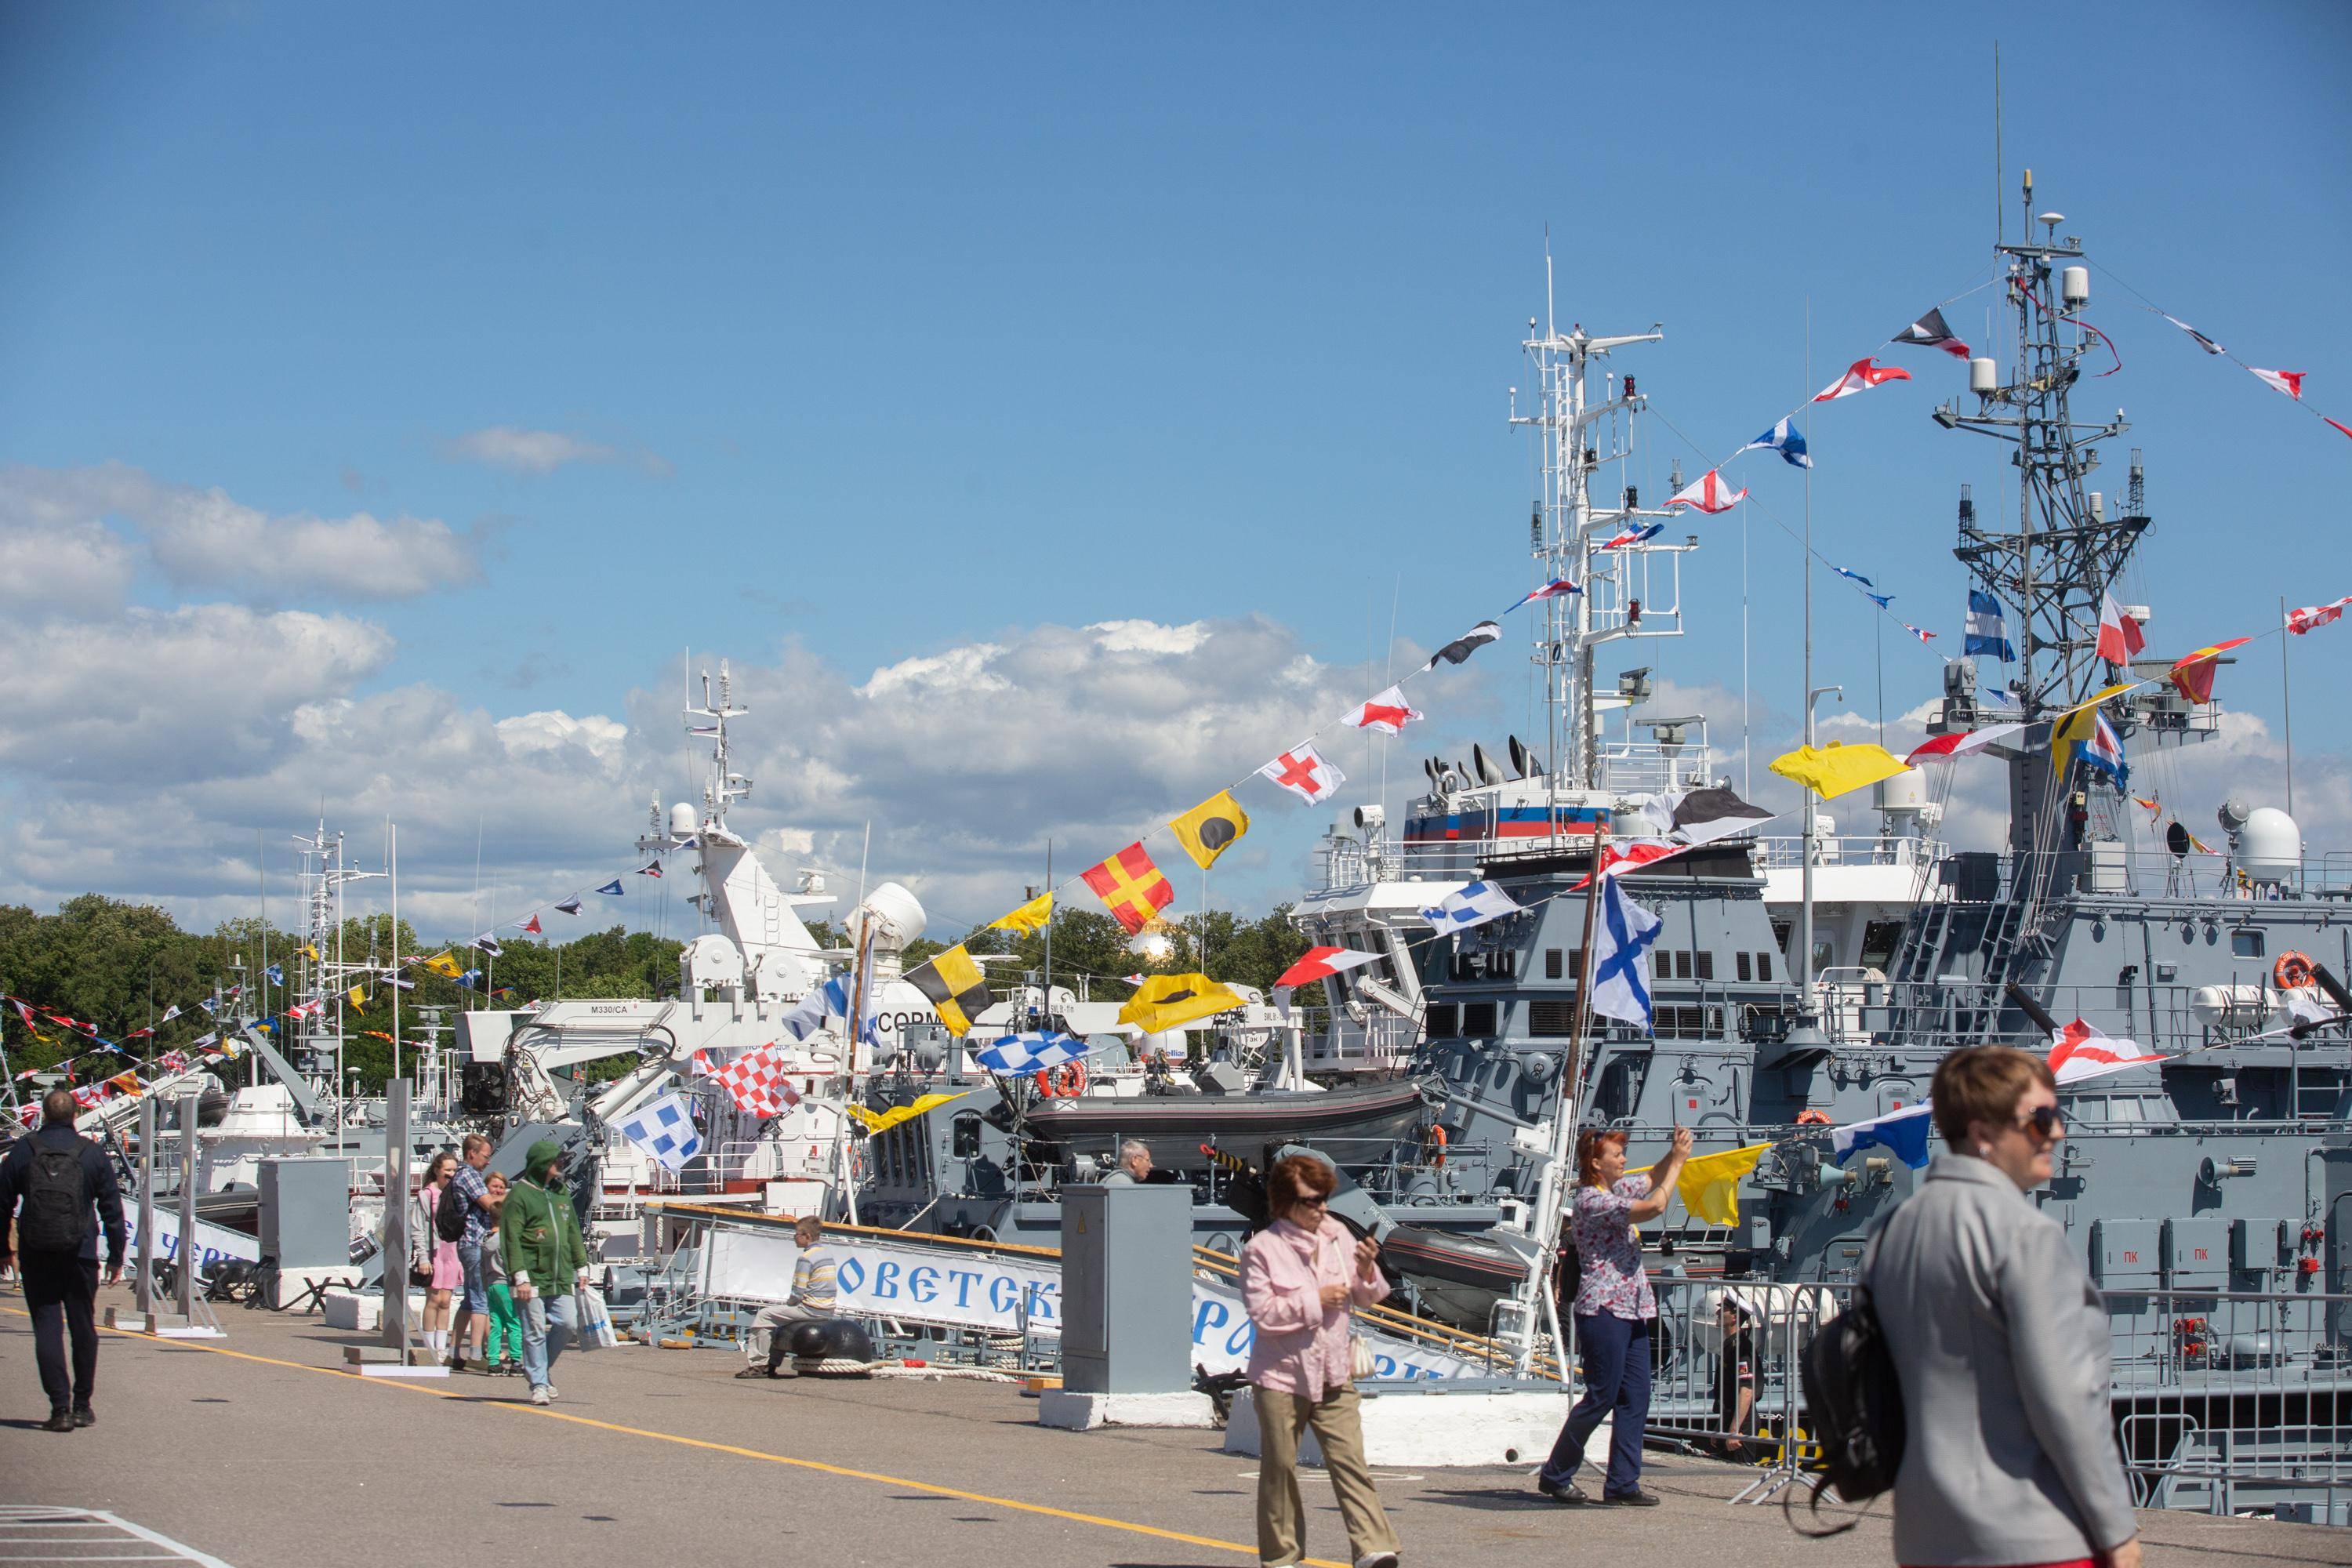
[5,1289,2345,1567]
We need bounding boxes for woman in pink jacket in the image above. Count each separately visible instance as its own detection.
[1239,1153,1401,1568]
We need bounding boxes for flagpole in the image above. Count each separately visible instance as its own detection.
[390,822,401,1086]
[1518,816,1609,1381]
[2281,594,2296,818]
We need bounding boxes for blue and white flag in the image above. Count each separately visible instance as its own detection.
[1421,880,1520,935]
[975,1032,1092,1075]
[593,879,625,897]
[1740,415,1813,468]
[2082,710,2129,791]
[1831,1102,1933,1170]
[1965,590,2013,660]
[1588,875,1664,1030]
[613,1091,702,1173]
[777,984,830,1043]
[1832,565,1875,588]
[264,964,285,986]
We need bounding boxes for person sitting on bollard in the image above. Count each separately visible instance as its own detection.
[1534,1123,1693,1508]
[737,1215,838,1379]
[1240,1152,1399,1568]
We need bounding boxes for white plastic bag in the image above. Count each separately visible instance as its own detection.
[576,1284,620,1351]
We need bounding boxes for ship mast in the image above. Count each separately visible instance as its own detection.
[1507,250,1666,798]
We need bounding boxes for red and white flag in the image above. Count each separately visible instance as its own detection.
[1665,468,1747,514]
[2287,595,2352,636]
[2047,1018,2164,1086]
[1904,723,2025,766]
[2096,593,2147,664]
[1813,358,1913,402]
[1570,839,1688,890]
[2249,367,2305,401]
[517,913,543,935]
[1122,973,1146,987]
[1344,684,1423,736]
[706,1040,802,1118]
[1272,947,1385,989]
[1258,742,1345,804]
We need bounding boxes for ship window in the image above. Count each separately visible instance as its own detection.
[1770,920,1793,959]
[953,1112,982,1160]
[1461,1001,1498,1037]
[1860,920,1906,971]
[1545,949,1563,980]
[1653,951,1671,980]
[2232,928,2265,958]
[1491,949,1519,980]
[1736,952,1753,982]
[1695,950,1715,981]
[1528,999,1577,1036]
[1675,951,1693,980]
[1596,1055,1648,1121]
[1756,952,1773,982]
[1424,1003,1460,1039]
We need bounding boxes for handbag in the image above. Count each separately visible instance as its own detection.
[1350,1331,1378,1382]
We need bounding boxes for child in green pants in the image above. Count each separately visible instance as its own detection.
[482,1171,524,1373]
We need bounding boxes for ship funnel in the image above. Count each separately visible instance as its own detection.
[1472,744,1504,786]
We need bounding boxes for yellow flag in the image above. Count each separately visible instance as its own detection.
[1169,790,1250,870]
[421,951,463,978]
[347,985,368,1013]
[906,945,991,1037]
[301,943,320,962]
[846,1091,971,1134]
[989,892,1054,935]
[1118,973,1245,1034]
[2054,681,2139,723]
[1768,742,1907,801]
[1635,1143,1771,1226]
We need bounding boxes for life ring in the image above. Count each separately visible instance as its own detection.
[1036,1062,1087,1098]
[1423,1124,1449,1168]
[2275,951,2315,991]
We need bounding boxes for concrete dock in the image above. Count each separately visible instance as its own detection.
[5,1287,2346,1567]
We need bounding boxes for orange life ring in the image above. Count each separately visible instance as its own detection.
[1423,1124,1448,1167]
[2275,951,2315,991]
[1036,1062,1087,1098]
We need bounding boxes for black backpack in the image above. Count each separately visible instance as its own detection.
[1791,1285,1906,1534]
[434,1179,470,1243]
[18,1140,92,1254]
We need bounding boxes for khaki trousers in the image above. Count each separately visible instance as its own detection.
[1253,1383,1398,1567]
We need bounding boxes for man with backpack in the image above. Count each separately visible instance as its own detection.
[0,1088,127,1432]
[441,1134,498,1371]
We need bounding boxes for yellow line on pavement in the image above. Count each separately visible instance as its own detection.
[7,1308,1334,1566]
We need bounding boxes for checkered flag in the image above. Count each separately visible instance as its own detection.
[612,1091,704,1172]
[699,1040,802,1120]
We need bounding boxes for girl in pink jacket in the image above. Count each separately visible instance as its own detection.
[1239,1154,1400,1568]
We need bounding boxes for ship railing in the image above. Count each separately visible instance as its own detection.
[1747,834,1949,872]
[1301,1011,1421,1070]
[1639,1276,2352,1518]
[1828,975,2350,1068]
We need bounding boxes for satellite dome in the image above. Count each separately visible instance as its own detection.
[2237,807,2301,884]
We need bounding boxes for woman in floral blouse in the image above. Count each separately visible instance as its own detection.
[1534,1123,1693,1508]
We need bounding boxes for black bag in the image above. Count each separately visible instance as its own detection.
[1791,1286,1906,1534]
[434,1179,470,1244]
[18,1141,92,1254]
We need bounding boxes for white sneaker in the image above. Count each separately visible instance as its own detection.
[1355,1553,1399,1568]
[543,1384,559,1399]
[530,1386,551,1406]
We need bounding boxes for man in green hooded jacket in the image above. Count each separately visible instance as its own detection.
[499,1138,590,1405]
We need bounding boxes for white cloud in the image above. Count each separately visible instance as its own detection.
[444,426,670,477]
[0,463,483,601]
[0,514,136,618]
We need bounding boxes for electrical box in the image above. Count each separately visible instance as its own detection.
[2089,1218,2161,1286]
[2161,1217,2228,1289]
[1058,1184,1194,1396]
[2229,1218,2289,1276]
[257,1156,354,1270]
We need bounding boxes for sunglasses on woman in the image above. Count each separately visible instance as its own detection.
[2015,1105,2065,1138]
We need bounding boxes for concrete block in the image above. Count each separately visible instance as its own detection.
[1037,1390,1218,1431]
[1224,1384,1601,1469]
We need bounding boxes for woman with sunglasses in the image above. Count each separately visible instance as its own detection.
[1239,1153,1399,1568]
[1867,1045,2140,1568]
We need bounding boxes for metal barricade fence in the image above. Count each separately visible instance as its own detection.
[1631,1276,2352,1519]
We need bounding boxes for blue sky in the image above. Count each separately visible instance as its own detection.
[2,2,2347,934]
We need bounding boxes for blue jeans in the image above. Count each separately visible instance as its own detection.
[517,1290,578,1389]
[457,1241,488,1314]
[1540,1312,1653,1497]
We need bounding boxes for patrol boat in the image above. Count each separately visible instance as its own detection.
[1375,183,2351,1512]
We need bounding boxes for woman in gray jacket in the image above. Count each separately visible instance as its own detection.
[1864,1045,2140,1568]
